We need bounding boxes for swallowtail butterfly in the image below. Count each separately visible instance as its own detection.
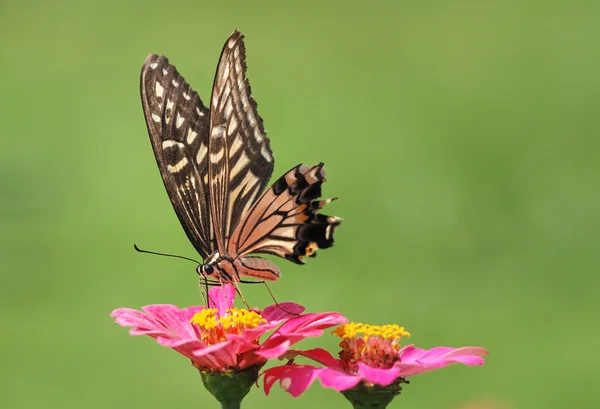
[140,30,341,283]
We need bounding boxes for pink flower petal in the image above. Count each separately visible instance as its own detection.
[317,367,362,391]
[193,340,237,368]
[235,321,281,343]
[263,365,323,397]
[276,312,348,337]
[285,348,341,369]
[225,321,283,356]
[263,365,287,395]
[112,307,171,334]
[261,302,305,321]
[155,336,202,350]
[441,347,489,359]
[180,306,206,321]
[192,350,226,369]
[141,304,199,339]
[192,339,233,357]
[112,305,201,340]
[208,284,236,314]
[357,362,402,386]
[265,312,348,348]
[237,349,271,369]
[111,308,152,327]
[397,345,488,376]
[255,339,291,359]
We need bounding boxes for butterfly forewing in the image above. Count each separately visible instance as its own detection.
[207,31,274,255]
[141,54,214,259]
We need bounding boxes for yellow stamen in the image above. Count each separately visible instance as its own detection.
[190,308,266,345]
[332,322,411,373]
[333,323,410,341]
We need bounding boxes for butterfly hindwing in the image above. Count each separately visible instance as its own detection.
[207,31,275,255]
[229,163,341,265]
[140,54,214,259]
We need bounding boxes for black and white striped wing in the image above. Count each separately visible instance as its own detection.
[207,31,274,254]
[141,54,214,259]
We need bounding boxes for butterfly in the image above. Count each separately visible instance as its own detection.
[140,30,341,284]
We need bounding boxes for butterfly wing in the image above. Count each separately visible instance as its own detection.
[207,30,274,255]
[229,163,341,268]
[141,54,214,259]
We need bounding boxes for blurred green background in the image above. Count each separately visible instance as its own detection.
[1,0,598,408]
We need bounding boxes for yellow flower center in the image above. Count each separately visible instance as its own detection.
[332,322,410,373]
[190,308,267,345]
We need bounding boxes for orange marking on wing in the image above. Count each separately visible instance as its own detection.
[296,214,309,223]
[305,242,318,256]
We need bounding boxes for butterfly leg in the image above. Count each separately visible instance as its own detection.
[198,276,213,307]
[262,282,300,316]
[199,283,208,306]
[198,276,227,307]
[231,280,250,309]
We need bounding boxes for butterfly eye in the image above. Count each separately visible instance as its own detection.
[202,264,215,276]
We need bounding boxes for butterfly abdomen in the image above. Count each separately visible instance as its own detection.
[236,257,281,281]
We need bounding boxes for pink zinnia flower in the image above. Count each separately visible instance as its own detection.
[264,322,488,405]
[112,284,346,404]
[112,284,346,371]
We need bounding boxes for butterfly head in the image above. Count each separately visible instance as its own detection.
[197,252,222,278]
[196,255,239,283]
[197,263,216,277]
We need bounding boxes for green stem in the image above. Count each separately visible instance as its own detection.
[219,401,241,409]
[198,364,263,408]
[341,379,408,409]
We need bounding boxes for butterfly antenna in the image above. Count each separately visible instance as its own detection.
[133,244,202,264]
